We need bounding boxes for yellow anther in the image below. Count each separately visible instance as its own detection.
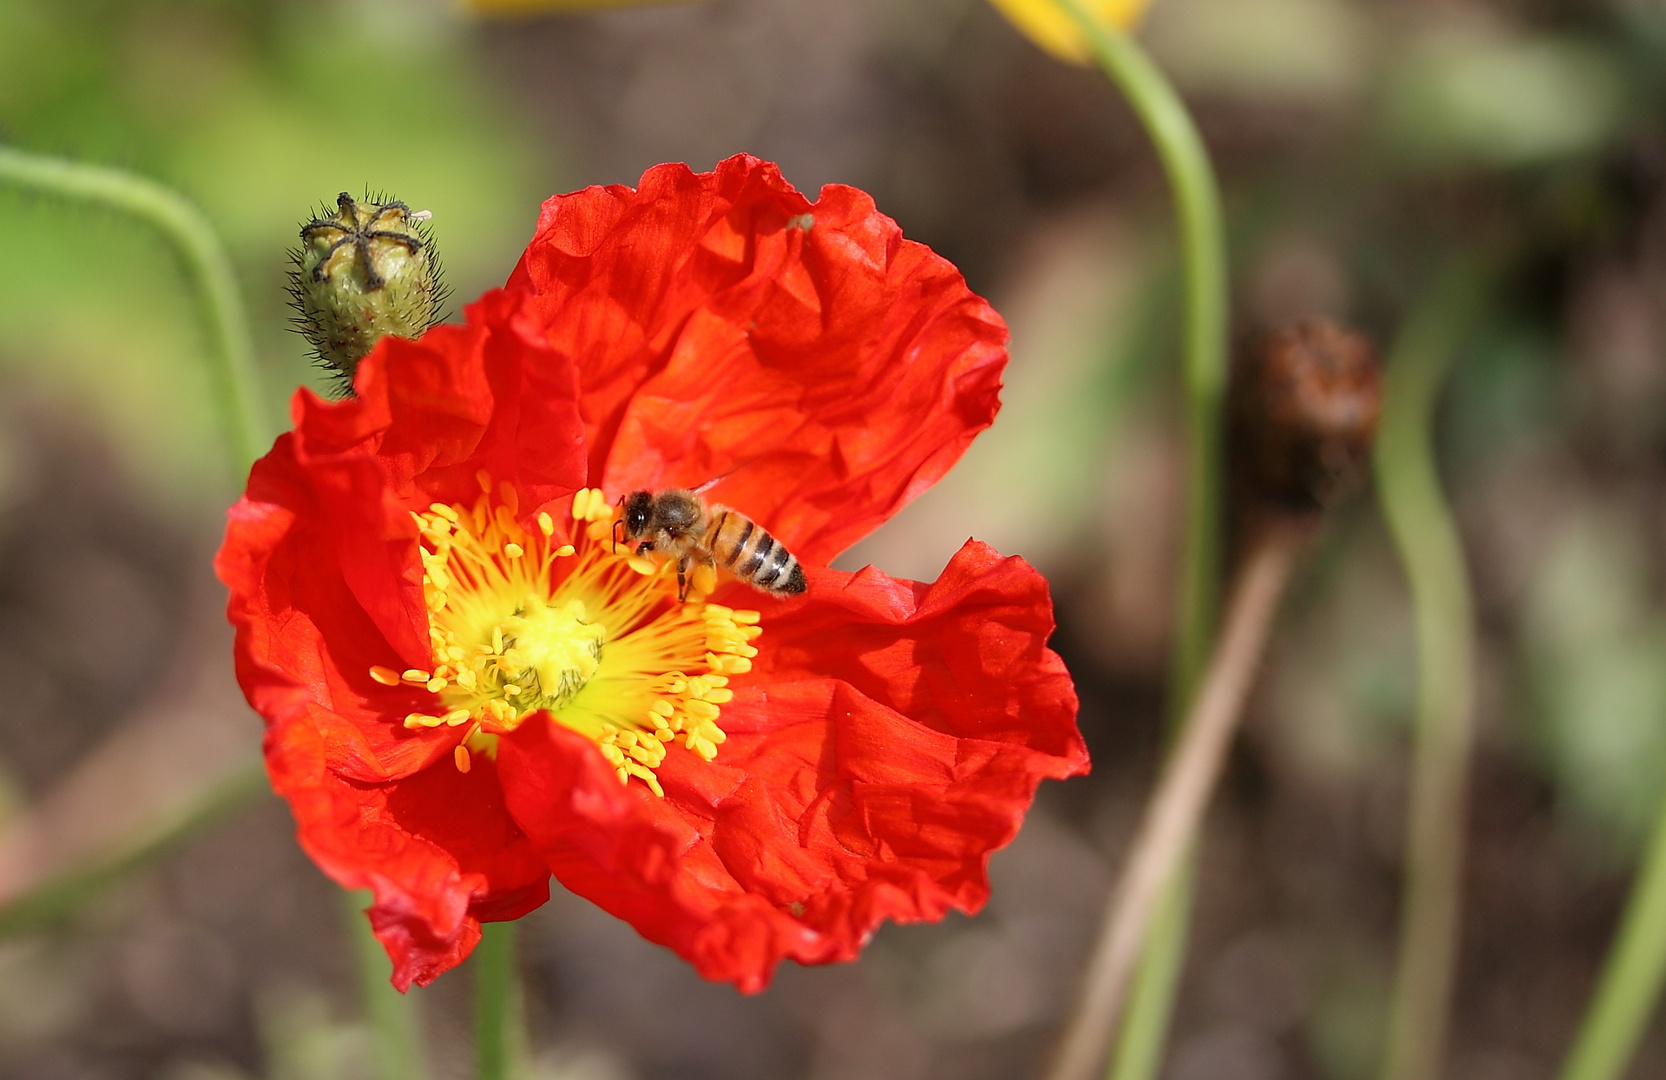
[402,669,431,684]
[429,502,460,522]
[703,688,734,703]
[426,677,447,693]
[504,543,525,558]
[454,744,472,772]
[538,511,554,536]
[627,556,657,575]
[443,708,472,726]
[492,627,505,654]
[684,699,721,721]
[503,684,521,697]
[404,713,440,729]
[369,666,401,686]
[731,610,761,625]
[555,544,575,557]
[589,520,615,542]
[456,669,477,690]
[648,699,675,717]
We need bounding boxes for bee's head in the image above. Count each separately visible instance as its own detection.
[621,490,654,539]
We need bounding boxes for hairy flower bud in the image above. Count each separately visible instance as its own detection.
[1232,317,1382,513]
[289,193,447,389]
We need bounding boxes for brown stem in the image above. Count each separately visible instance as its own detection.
[1048,519,1309,1080]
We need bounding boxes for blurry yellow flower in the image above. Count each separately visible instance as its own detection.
[986,0,1152,63]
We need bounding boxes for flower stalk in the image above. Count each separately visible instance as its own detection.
[1047,4,1229,1078]
[1374,263,1486,1080]
[1559,786,1666,1080]
[0,145,269,472]
[1046,519,1307,1080]
[475,921,519,1080]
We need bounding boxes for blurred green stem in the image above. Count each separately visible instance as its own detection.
[1048,6,1227,1080]
[476,920,520,1080]
[1559,788,1666,1080]
[348,892,430,1080]
[0,144,268,472]
[0,760,267,939]
[1374,264,1485,1080]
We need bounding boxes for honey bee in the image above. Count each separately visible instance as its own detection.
[616,489,806,601]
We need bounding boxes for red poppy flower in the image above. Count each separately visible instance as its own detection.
[219,155,1087,993]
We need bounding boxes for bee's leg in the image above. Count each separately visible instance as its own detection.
[677,556,691,602]
[613,519,624,554]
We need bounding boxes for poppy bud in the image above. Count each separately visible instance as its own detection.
[289,192,447,389]
[1231,317,1382,513]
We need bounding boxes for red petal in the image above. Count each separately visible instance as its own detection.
[508,154,1006,564]
[217,292,581,984]
[496,540,1084,991]
[264,717,549,990]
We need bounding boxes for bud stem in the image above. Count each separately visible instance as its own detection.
[1047,6,1230,1078]
[0,145,269,472]
[1046,519,1308,1080]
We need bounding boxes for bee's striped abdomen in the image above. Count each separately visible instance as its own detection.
[706,506,807,596]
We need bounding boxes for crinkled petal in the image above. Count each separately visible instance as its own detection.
[264,715,550,990]
[218,291,580,985]
[508,154,1006,564]
[496,540,1084,990]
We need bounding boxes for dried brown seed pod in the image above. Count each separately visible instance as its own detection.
[1231,317,1382,513]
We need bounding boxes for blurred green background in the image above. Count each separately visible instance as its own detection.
[1,0,1665,1078]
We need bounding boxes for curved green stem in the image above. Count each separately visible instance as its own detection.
[475,920,521,1080]
[1374,263,1485,1080]
[1048,7,1228,1080]
[1558,775,1666,1078]
[0,145,268,472]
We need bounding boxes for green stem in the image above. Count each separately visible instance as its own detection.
[1374,263,1486,1080]
[0,144,268,472]
[1105,866,1192,1080]
[1558,749,1666,1078]
[1050,7,1229,1080]
[347,892,431,1080]
[475,920,520,1080]
[0,759,267,939]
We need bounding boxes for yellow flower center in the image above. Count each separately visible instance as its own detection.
[367,479,761,797]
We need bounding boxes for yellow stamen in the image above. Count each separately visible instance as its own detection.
[395,477,765,795]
